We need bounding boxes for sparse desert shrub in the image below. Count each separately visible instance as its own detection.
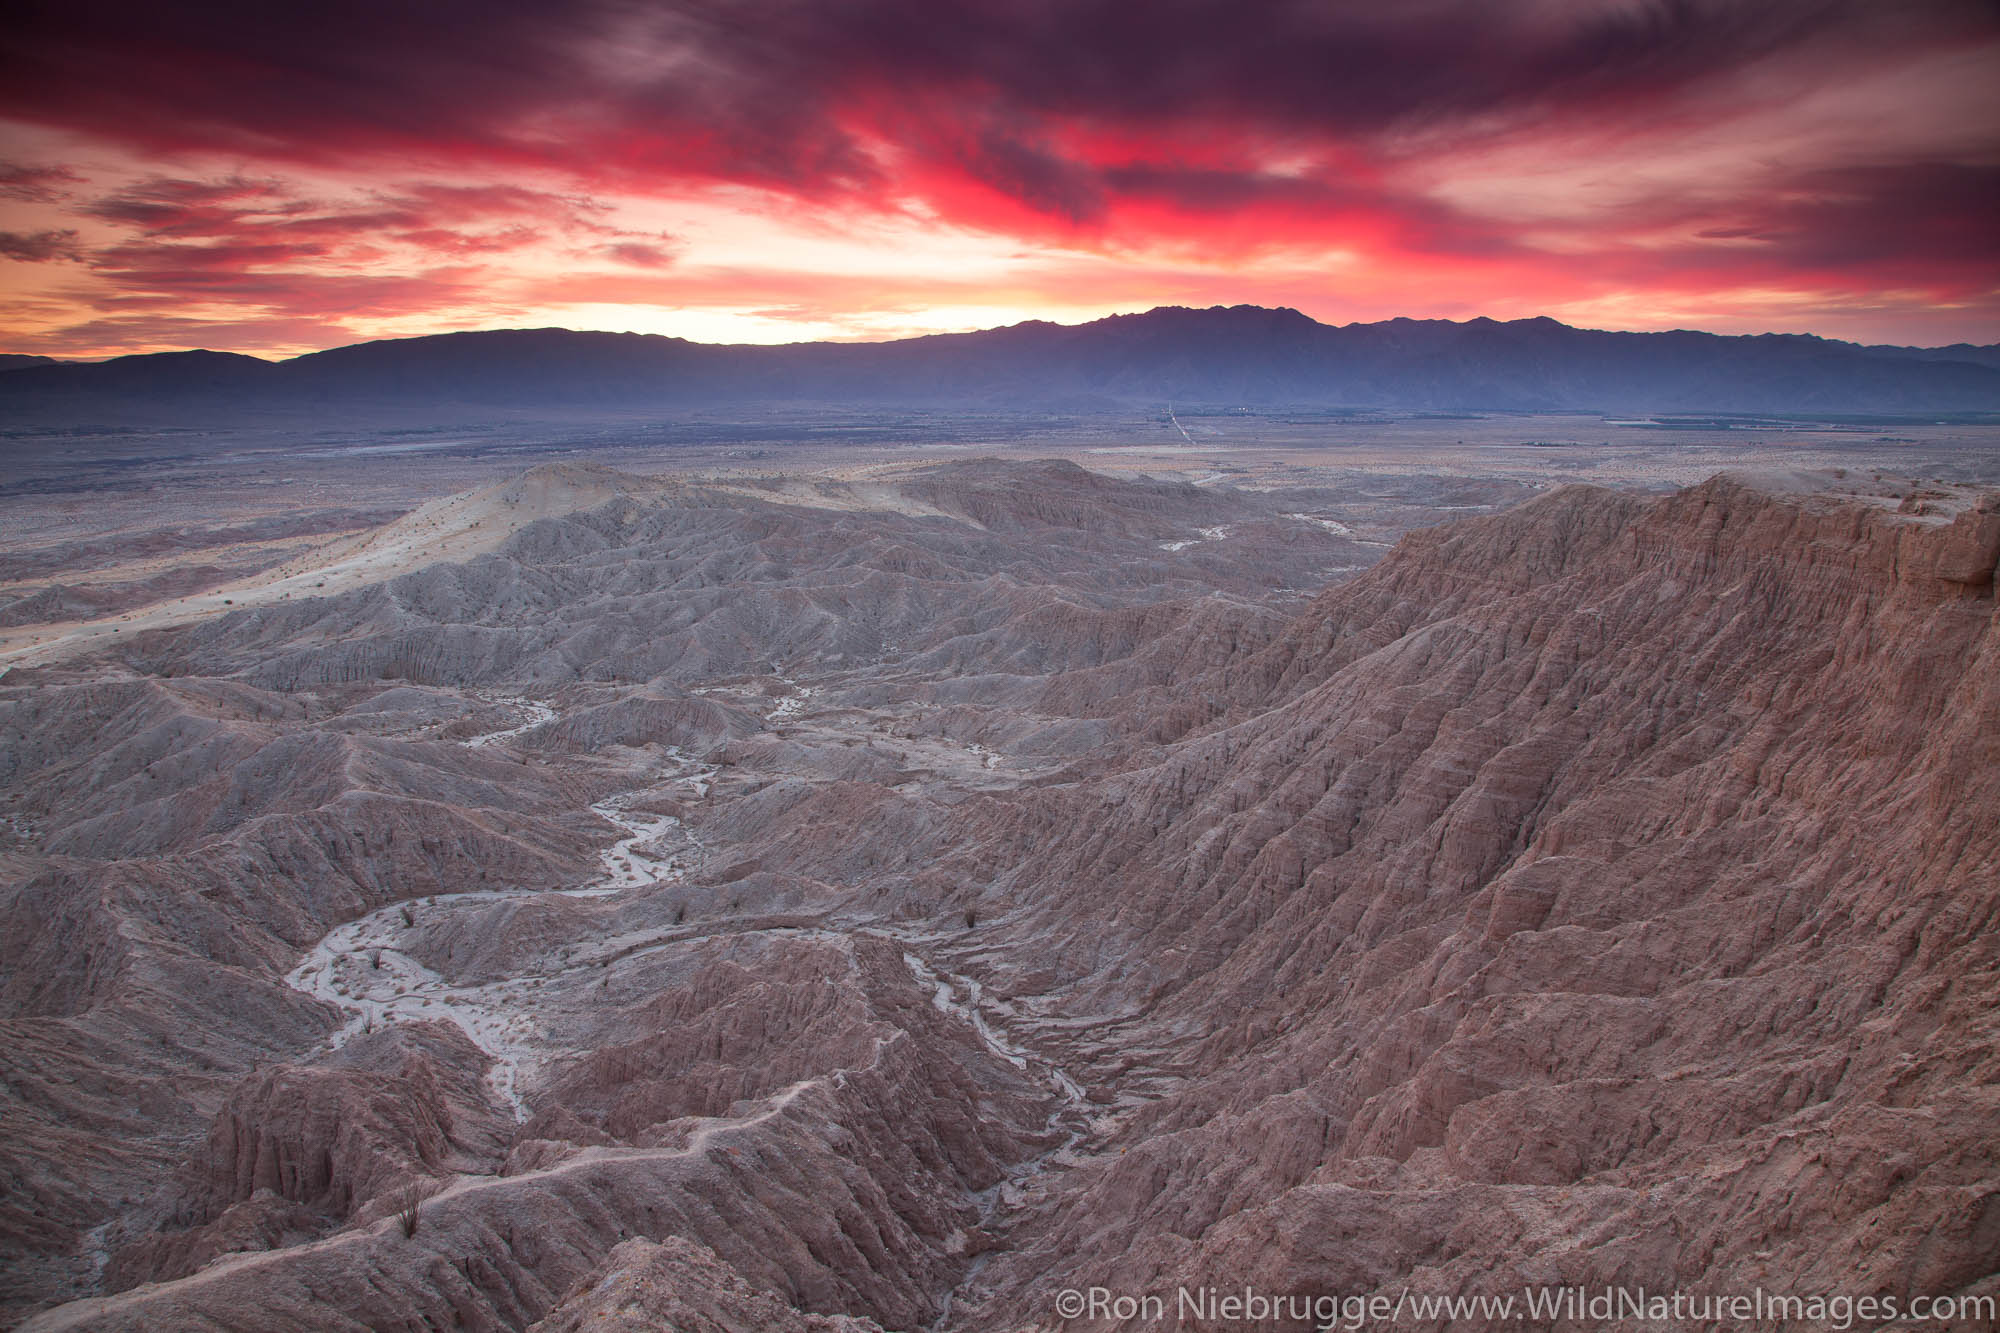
[396,1183,426,1238]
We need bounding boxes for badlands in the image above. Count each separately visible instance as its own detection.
[1,445,1996,1331]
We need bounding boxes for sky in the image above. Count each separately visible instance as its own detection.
[2,0,1997,359]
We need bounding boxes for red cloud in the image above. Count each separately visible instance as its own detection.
[0,229,83,262]
[0,161,83,202]
[2,1,1996,353]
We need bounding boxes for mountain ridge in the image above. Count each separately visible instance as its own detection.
[7,306,2000,418]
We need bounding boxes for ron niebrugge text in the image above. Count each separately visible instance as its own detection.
[1051,1283,1994,1330]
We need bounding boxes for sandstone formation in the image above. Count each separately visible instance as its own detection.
[3,460,1994,1330]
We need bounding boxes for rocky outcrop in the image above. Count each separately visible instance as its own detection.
[109,1022,515,1291]
[528,1237,884,1333]
[519,683,754,755]
[200,1024,513,1219]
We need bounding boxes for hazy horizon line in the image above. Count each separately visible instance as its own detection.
[12,304,1997,365]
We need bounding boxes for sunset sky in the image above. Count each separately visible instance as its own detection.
[3,0,1997,359]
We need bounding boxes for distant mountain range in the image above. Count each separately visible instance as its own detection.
[6,306,1999,420]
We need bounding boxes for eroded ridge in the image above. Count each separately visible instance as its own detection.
[4,462,1996,1332]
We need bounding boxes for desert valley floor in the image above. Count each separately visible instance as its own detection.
[1,421,1997,1330]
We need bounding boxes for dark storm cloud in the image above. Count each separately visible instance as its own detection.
[0,162,83,202]
[86,251,479,317]
[1095,162,1523,257]
[81,177,612,243]
[7,1,1996,259]
[1754,161,2000,270]
[92,238,336,278]
[83,177,297,234]
[8,1,1992,191]
[956,125,1108,224]
[1607,160,2000,281]
[4,2,597,162]
[757,0,1848,131]
[57,175,622,321]
[603,240,678,268]
[0,229,84,262]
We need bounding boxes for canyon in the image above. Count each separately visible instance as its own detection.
[0,452,1995,1330]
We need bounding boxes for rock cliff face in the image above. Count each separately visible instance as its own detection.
[939,474,2000,1322]
[3,462,1994,1330]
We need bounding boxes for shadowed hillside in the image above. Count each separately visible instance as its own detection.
[7,308,2000,425]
